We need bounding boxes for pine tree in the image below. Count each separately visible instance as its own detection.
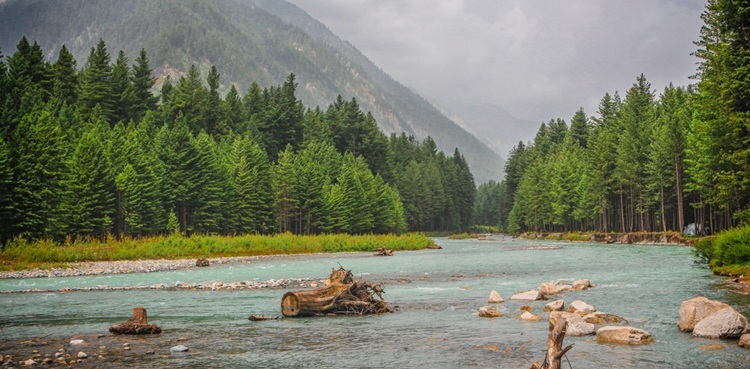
[0,136,14,242]
[78,39,115,123]
[272,146,298,232]
[173,64,207,133]
[129,49,158,122]
[52,45,78,105]
[111,50,135,124]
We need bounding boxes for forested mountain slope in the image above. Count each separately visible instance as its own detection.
[0,0,503,183]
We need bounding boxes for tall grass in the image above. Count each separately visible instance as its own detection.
[0,233,435,271]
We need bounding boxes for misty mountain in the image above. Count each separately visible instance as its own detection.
[0,0,504,183]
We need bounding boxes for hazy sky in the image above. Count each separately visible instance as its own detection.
[287,0,706,139]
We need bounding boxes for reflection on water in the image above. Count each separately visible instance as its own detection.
[2,236,749,368]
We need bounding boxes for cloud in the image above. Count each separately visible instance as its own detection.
[288,0,705,138]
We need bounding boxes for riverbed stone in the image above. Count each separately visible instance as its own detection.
[692,307,749,339]
[567,300,596,314]
[739,334,750,348]
[23,358,37,366]
[518,311,543,321]
[572,279,592,290]
[543,299,564,312]
[510,290,545,301]
[69,339,84,346]
[539,281,559,296]
[488,290,504,303]
[596,326,654,344]
[584,311,628,325]
[478,305,503,318]
[549,311,595,336]
[170,345,189,353]
[77,352,87,359]
[678,296,730,332]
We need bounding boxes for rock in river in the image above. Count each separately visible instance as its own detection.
[488,290,504,303]
[510,290,545,301]
[170,345,189,353]
[678,296,729,332]
[692,307,749,339]
[596,326,654,345]
[543,299,564,312]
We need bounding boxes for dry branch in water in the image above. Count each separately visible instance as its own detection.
[530,318,573,369]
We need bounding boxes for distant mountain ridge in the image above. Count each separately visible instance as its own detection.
[0,0,503,182]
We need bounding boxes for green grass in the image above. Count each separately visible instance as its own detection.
[447,233,477,240]
[0,233,435,272]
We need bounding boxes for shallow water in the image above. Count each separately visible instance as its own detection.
[2,236,749,368]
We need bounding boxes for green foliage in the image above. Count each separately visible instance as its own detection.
[0,233,436,271]
[711,226,750,267]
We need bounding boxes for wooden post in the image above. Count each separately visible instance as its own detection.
[109,307,161,335]
[530,318,573,369]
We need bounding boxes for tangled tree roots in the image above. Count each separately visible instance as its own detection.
[281,267,393,317]
[109,307,162,335]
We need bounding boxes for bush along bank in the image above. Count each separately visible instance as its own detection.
[518,231,689,245]
[693,225,750,277]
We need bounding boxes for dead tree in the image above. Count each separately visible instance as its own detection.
[281,267,392,317]
[109,307,162,335]
[374,246,394,256]
[530,318,573,369]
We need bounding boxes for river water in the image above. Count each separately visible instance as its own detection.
[1,236,749,368]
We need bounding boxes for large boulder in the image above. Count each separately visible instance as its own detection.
[539,281,560,296]
[543,299,565,312]
[510,290,545,301]
[596,326,654,345]
[572,279,592,290]
[549,311,595,336]
[567,300,596,314]
[488,290,504,303]
[678,296,729,332]
[692,307,749,339]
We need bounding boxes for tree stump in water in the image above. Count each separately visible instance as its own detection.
[109,307,162,335]
[281,267,392,317]
[530,318,573,369]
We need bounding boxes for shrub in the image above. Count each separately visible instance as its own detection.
[711,226,750,267]
[692,236,715,265]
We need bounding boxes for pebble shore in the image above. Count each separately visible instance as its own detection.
[0,256,329,293]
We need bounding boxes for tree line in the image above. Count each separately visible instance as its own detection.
[0,37,476,243]
[474,0,750,234]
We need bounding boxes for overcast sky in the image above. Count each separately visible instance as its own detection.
[287,0,706,142]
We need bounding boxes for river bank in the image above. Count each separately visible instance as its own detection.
[519,231,692,245]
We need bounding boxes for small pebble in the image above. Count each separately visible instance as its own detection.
[170,345,189,353]
[177,337,187,342]
[123,347,131,351]
[70,339,85,346]
[77,352,88,359]
[146,351,155,355]
[123,343,130,347]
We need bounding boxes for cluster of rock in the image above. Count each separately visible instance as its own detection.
[679,296,750,348]
[1,277,327,294]
[478,279,654,345]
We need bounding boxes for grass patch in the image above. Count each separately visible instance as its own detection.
[0,233,435,272]
[447,233,477,240]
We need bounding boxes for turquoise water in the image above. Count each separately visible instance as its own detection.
[2,236,749,368]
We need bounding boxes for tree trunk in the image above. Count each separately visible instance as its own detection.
[281,267,392,317]
[109,307,161,335]
[675,160,684,231]
[530,318,573,369]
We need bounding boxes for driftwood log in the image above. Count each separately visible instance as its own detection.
[196,258,210,267]
[374,246,394,256]
[530,318,573,369]
[109,307,162,335]
[281,267,392,317]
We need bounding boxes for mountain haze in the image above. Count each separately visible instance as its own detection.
[0,0,504,182]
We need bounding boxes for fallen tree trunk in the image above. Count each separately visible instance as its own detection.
[373,246,393,256]
[109,307,161,335]
[281,267,392,317]
[530,318,573,369]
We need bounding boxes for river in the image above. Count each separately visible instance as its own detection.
[1,236,749,368]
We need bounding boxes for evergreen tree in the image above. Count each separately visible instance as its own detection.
[172,65,207,133]
[111,50,135,124]
[78,39,115,123]
[0,137,13,242]
[52,45,78,105]
[129,49,158,121]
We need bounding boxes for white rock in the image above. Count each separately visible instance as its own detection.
[678,296,730,332]
[510,290,544,301]
[693,307,749,339]
[23,359,37,366]
[478,305,503,318]
[567,300,596,314]
[77,352,88,359]
[549,311,595,336]
[596,326,654,344]
[170,345,189,353]
[543,299,565,312]
[69,339,85,346]
[488,290,504,303]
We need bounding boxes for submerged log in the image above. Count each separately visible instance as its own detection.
[109,307,161,335]
[281,267,392,317]
[530,318,573,369]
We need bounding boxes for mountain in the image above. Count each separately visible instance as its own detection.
[0,0,504,183]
